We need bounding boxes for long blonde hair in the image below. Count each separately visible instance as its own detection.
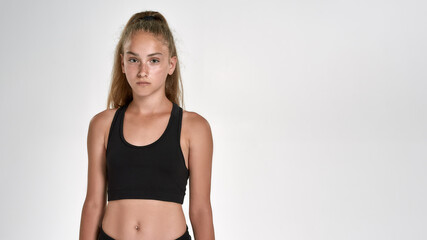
[106,10,184,109]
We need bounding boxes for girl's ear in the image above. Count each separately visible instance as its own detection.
[120,54,125,73]
[168,56,177,75]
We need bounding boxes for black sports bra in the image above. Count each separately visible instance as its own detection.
[105,101,189,204]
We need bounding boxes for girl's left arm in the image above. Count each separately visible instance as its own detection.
[187,112,215,240]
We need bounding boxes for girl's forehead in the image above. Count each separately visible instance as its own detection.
[124,32,168,53]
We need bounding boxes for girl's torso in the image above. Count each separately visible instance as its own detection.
[100,101,190,239]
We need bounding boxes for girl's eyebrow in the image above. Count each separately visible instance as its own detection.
[126,51,163,57]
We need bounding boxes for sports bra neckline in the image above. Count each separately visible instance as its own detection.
[119,102,175,149]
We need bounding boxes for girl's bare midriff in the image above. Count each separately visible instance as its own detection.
[101,199,187,239]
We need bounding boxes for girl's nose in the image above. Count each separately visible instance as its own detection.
[138,63,148,77]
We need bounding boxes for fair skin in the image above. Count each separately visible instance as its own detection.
[79,30,215,240]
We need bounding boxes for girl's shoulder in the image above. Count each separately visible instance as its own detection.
[182,109,212,139]
[90,107,120,129]
[88,107,121,146]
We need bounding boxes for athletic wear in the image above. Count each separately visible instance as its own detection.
[106,101,189,204]
[98,224,191,240]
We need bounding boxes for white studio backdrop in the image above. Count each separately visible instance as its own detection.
[0,0,426,239]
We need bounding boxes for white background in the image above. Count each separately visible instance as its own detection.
[0,0,426,239]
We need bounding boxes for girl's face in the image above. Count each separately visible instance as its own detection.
[120,31,176,97]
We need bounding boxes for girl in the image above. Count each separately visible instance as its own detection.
[79,10,215,240]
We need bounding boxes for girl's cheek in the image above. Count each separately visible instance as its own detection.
[126,65,138,71]
[147,65,160,72]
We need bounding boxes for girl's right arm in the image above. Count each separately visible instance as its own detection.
[79,110,110,240]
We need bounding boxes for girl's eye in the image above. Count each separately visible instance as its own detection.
[127,58,159,64]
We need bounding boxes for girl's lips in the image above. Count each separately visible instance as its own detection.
[137,82,150,84]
